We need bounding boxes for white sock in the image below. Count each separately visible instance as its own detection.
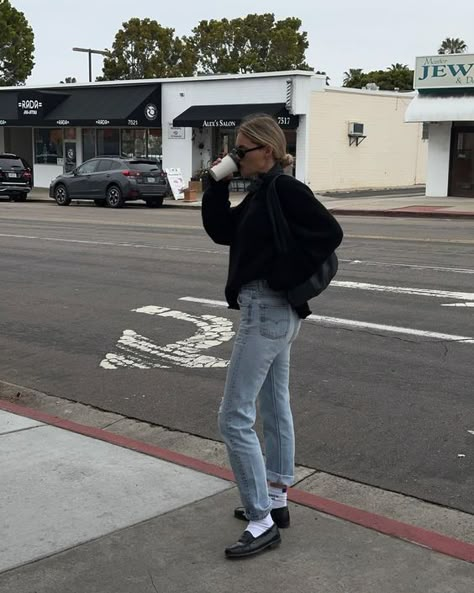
[269,485,288,509]
[245,513,274,538]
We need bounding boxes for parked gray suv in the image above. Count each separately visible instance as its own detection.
[49,156,170,208]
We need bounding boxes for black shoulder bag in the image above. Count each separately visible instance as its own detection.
[266,175,338,307]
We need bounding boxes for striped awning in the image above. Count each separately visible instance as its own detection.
[405,93,474,122]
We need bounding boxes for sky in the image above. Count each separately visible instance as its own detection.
[11,0,474,87]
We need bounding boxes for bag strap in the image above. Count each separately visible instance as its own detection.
[266,174,292,255]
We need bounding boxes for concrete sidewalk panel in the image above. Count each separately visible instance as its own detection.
[1,489,472,593]
[0,409,42,434]
[0,415,232,573]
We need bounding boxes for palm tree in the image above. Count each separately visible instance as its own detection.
[438,38,468,54]
[388,63,410,71]
[343,68,364,87]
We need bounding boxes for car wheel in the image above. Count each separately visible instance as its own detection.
[13,194,27,202]
[105,185,124,208]
[54,184,71,206]
[145,197,164,208]
[94,199,107,207]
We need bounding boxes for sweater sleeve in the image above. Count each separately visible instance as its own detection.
[201,179,248,246]
[276,175,343,271]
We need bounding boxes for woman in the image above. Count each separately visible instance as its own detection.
[201,114,343,558]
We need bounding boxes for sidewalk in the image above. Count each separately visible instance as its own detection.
[1,399,473,593]
[28,187,474,219]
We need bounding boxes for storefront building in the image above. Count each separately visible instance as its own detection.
[0,82,162,188]
[0,71,425,192]
[406,53,474,197]
[0,72,316,189]
[162,71,316,185]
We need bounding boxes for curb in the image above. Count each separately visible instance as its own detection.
[16,196,474,219]
[327,209,474,219]
[1,398,473,565]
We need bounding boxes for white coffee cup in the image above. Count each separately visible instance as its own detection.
[209,152,239,181]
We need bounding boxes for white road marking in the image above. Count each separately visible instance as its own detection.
[0,233,221,254]
[341,259,474,275]
[331,281,474,303]
[441,303,474,307]
[1,234,472,277]
[346,233,474,245]
[306,315,474,343]
[101,307,234,370]
[179,297,474,344]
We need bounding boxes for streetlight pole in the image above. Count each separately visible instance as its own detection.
[72,47,109,82]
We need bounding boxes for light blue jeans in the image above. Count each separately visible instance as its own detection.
[218,280,301,521]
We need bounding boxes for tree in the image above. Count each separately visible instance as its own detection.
[343,68,365,87]
[0,0,34,86]
[60,76,77,84]
[384,63,413,90]
[438,37,468,54]
[100,18,196,80]
[343,64,413,91]
[189,13,312,74]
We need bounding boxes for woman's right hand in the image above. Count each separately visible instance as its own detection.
[211,157,234,183]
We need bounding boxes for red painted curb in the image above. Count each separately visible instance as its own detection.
[0,399,234,483]
[328,208,474,219]
[1,399,473,564]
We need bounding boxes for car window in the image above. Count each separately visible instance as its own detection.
[76,160,98,175]
[0,156,24,169]
[96,159,114,172]
[109,160,123,171]
[127,160,161,172]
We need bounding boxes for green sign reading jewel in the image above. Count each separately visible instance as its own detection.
[415,54,474,89]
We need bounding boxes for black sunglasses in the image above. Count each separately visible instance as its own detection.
[234,145,264,159]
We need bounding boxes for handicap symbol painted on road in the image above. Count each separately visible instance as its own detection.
[100,306,235,370]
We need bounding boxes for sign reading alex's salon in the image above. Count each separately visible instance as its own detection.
[415,54,474,89]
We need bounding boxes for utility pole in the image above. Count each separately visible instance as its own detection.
[72,47,109,82]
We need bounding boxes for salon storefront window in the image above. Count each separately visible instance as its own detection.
[121,129,147,158]
[82,128,96,161]
[97,128,120,156]
[34,128,63,165]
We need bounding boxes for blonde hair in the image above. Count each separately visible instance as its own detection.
[238,114,294,168]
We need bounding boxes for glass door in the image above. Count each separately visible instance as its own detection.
[449,127,474,198]
[64,128,77,173]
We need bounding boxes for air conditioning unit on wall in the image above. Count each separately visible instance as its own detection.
[348,122,364,136]
[348,121,366,146]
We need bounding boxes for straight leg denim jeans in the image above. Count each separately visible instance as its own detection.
[218,280,301,521]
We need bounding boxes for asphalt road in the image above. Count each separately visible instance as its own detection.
[1,200,473,513]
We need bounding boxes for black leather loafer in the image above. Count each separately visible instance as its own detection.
[234,506,290,528]
[225,524,281,558]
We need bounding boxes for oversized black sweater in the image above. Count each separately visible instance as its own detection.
[201,169,343,318]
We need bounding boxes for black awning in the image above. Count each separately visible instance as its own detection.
[0,84,161,128]
[0,91,21,122]
[173,103,299,129]
[46,84,161,127]
[1,90,72,126]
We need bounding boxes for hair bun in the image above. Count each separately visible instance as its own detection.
[280,153,294,168]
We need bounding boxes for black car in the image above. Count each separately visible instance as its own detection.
[0,153,33,201]
[49,156,171,208]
